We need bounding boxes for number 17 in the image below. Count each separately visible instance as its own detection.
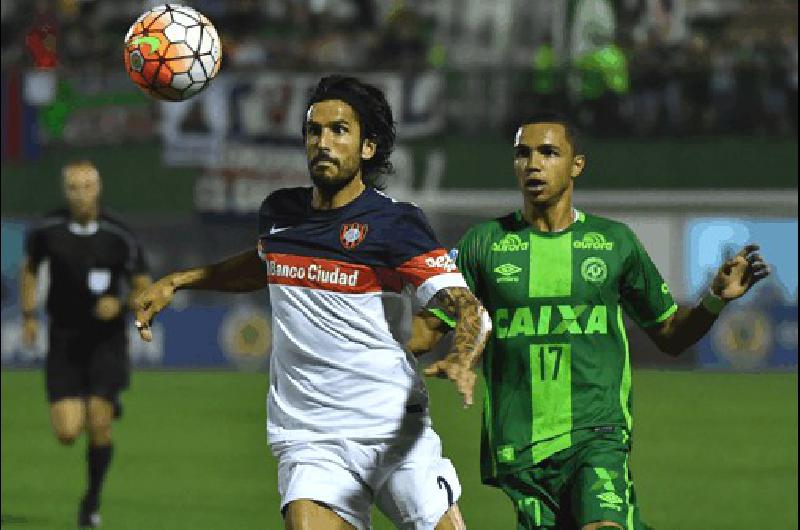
[537,345,564,381]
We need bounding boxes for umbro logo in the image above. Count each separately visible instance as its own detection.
[269,225,291,235]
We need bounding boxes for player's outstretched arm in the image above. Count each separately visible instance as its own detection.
[422,286,491,407]
[128,274,152,310]
[646,244,769,356]
[133,248,266,341]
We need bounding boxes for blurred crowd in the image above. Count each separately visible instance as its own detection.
[538,28,799,136]
[1,0,797,137]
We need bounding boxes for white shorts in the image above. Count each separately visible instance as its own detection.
[271,428,461,530]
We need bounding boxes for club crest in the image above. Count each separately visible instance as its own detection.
[340,223,368,249]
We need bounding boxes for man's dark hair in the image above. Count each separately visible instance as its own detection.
[304,75,396,189]
[520,111,582,154]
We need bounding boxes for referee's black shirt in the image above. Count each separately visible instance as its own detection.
[25,209,148,330]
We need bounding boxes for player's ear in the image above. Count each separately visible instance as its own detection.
[571,154,586,179]
[361,137,377,161]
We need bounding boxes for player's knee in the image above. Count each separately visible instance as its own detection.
[86,398,114,441]
[87,418,112,445]
[54,425,81,445]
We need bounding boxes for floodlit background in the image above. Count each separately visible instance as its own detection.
[1,0,797,528]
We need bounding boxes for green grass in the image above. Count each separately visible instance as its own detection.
[2,370,797,529]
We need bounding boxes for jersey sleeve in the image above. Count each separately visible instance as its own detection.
[388,205,467,307]
[620,229,677,328]
[24,225,46,268]
[452,228,482,295]
[429,227,482,329]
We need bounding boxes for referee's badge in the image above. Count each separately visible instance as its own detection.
[340,223,368,249]
[88,268,111,294]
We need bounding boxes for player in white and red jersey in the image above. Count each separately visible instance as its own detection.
[133,75,491,530]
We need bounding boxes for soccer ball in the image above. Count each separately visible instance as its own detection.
[124,4,221,101]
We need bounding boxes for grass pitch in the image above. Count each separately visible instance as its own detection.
[2,369,796,529]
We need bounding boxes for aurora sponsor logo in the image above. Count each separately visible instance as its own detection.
[265,259,360,287]
[494,304,608,338]
[492,234,528,252]
[573,232,614,251]
[494,263,522,283]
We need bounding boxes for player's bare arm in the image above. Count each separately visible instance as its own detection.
[19,257,39,347]
[646,244,769,356]
[423,286,491,407]
[128,274,152,307]
[406,310,451,355]
[134,248,266,341]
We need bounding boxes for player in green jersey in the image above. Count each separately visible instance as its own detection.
[410,112,770,530]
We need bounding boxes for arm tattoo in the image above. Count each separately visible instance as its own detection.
[431,287,491,366]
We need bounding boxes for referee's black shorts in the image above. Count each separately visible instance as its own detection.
[46,323,130,403]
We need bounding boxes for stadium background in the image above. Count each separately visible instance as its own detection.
[1,0,796,528]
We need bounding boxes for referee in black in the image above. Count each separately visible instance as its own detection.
[20,160,151,528]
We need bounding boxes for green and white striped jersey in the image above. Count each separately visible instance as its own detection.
[443,210,676,484]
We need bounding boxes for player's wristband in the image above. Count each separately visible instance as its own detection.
[700,290,727,315]
[22,310,37,319]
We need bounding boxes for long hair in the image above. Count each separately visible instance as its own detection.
[303,75,396,189]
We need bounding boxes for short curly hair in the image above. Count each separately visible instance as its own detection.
[303,75,396,189]
[520,111,582,154]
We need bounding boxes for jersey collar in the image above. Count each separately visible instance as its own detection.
[68,220,99,236]
[513,208,585,233]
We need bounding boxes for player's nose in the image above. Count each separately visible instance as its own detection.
[318,129,335,149]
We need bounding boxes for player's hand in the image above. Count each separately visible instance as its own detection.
[94,295,122,321]
[133,276,176,342]
[422,288,491,408]
[21,316,38,348]
[711,244,770,301]
[424,353,479,408]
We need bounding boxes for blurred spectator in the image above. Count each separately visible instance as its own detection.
[573,40,630,135]
[760,34,792,135]
[24,0,59,68]
[681,34,712,134]
[530,35,566,112]
[733,33,762,132]
[0,0,797,139]
[629,29,669,136]
[787,33,799,134]
[709,37,738,133]
[373,5,428,71]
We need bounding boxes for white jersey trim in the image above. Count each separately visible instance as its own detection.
[416,272,469,307]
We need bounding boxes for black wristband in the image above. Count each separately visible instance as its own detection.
[700,290,727,315]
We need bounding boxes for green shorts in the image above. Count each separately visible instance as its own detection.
[496,433,645,530]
